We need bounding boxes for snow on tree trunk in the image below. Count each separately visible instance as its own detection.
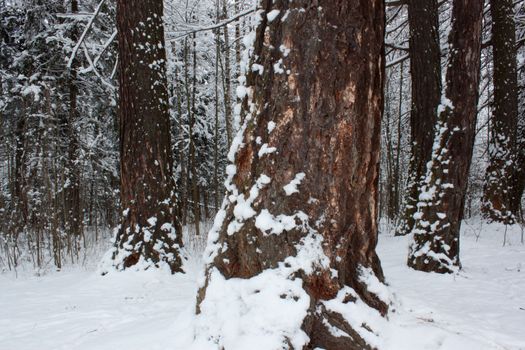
[408,0,483,274]
[194,1,389,348]
[108,0,183,273]
[482,0,519,223]
[396,0,442,236]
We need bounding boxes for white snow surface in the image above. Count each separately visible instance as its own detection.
[1,219,524,350]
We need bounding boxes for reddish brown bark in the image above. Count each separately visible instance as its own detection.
[197,0,387,348]
[408,0,483,273]
[111,0,182,273]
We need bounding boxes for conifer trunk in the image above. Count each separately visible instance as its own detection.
[482,0,519,223]
[396,0,441,236]
[196,1,388,348]
[408,0,483,273]
[221,0,233,147]
[64,0,82,244]
[111,0,183,273]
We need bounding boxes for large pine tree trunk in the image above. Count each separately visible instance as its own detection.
[408,0,483,273]
[195,1,388,348]
[110,0,183,273]
[482,0,519,223]
[396,0,442,236]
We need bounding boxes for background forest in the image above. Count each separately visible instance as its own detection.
[1,1,525,350]
[1,0,523,271]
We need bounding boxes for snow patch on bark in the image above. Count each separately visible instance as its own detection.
[283,172,305,196]
[323,287,387,349]
[194,216,331,350]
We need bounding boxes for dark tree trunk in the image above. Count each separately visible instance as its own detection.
[221,0,233,147]
[396,0,441,236]
[12,109,27,231]
[190,35,201,235]
[64,0,82,242]
[511,111,525,220]
[408,0,483,273]
[482,0,519,223]
[196,0,388,348]
[510,117,525,219]
[111,0,183,273]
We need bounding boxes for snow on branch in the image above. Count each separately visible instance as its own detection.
[386,53,409,68]
[82,42,115,90]
[165,6,259,41]
[67,0,107,69]
[79,30,117,74]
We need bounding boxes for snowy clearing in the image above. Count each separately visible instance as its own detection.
[1,220,524,350]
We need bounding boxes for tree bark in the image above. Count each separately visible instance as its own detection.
[196,1,388,348]
[482,0,519,223]
[190,34,201,235]
[408,0,483,273]
[396,0,441,236]
[64,0,82,244]
[111,0,183,273]
[221,0,233,146]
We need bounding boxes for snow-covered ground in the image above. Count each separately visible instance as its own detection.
[378,220,525,350]
[1,220,524,350]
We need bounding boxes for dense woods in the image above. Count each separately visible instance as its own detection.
[1,0,525,348]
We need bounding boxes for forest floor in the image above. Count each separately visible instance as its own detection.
[0,219,524,350]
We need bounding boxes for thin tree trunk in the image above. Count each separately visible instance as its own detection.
[379,84,390,221]
[111,0,183,273]
[190,34,201,236]
[214,2,221,211]
[12,102,27,235]
[183,38,192,226]
[234,0,241,76]
[64,0,82,250]
[394,64,403,223]
[221,0,233,146]
[408,0,483,273]
[196,1,387,348]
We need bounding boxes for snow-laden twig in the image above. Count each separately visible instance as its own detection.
[67,0,107,69]
[166,6,258,41]
[79,30,117,75]
[386,53,409,68]
[93,30,117,68]
[110,55,118,80]
[82,42,115,90]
